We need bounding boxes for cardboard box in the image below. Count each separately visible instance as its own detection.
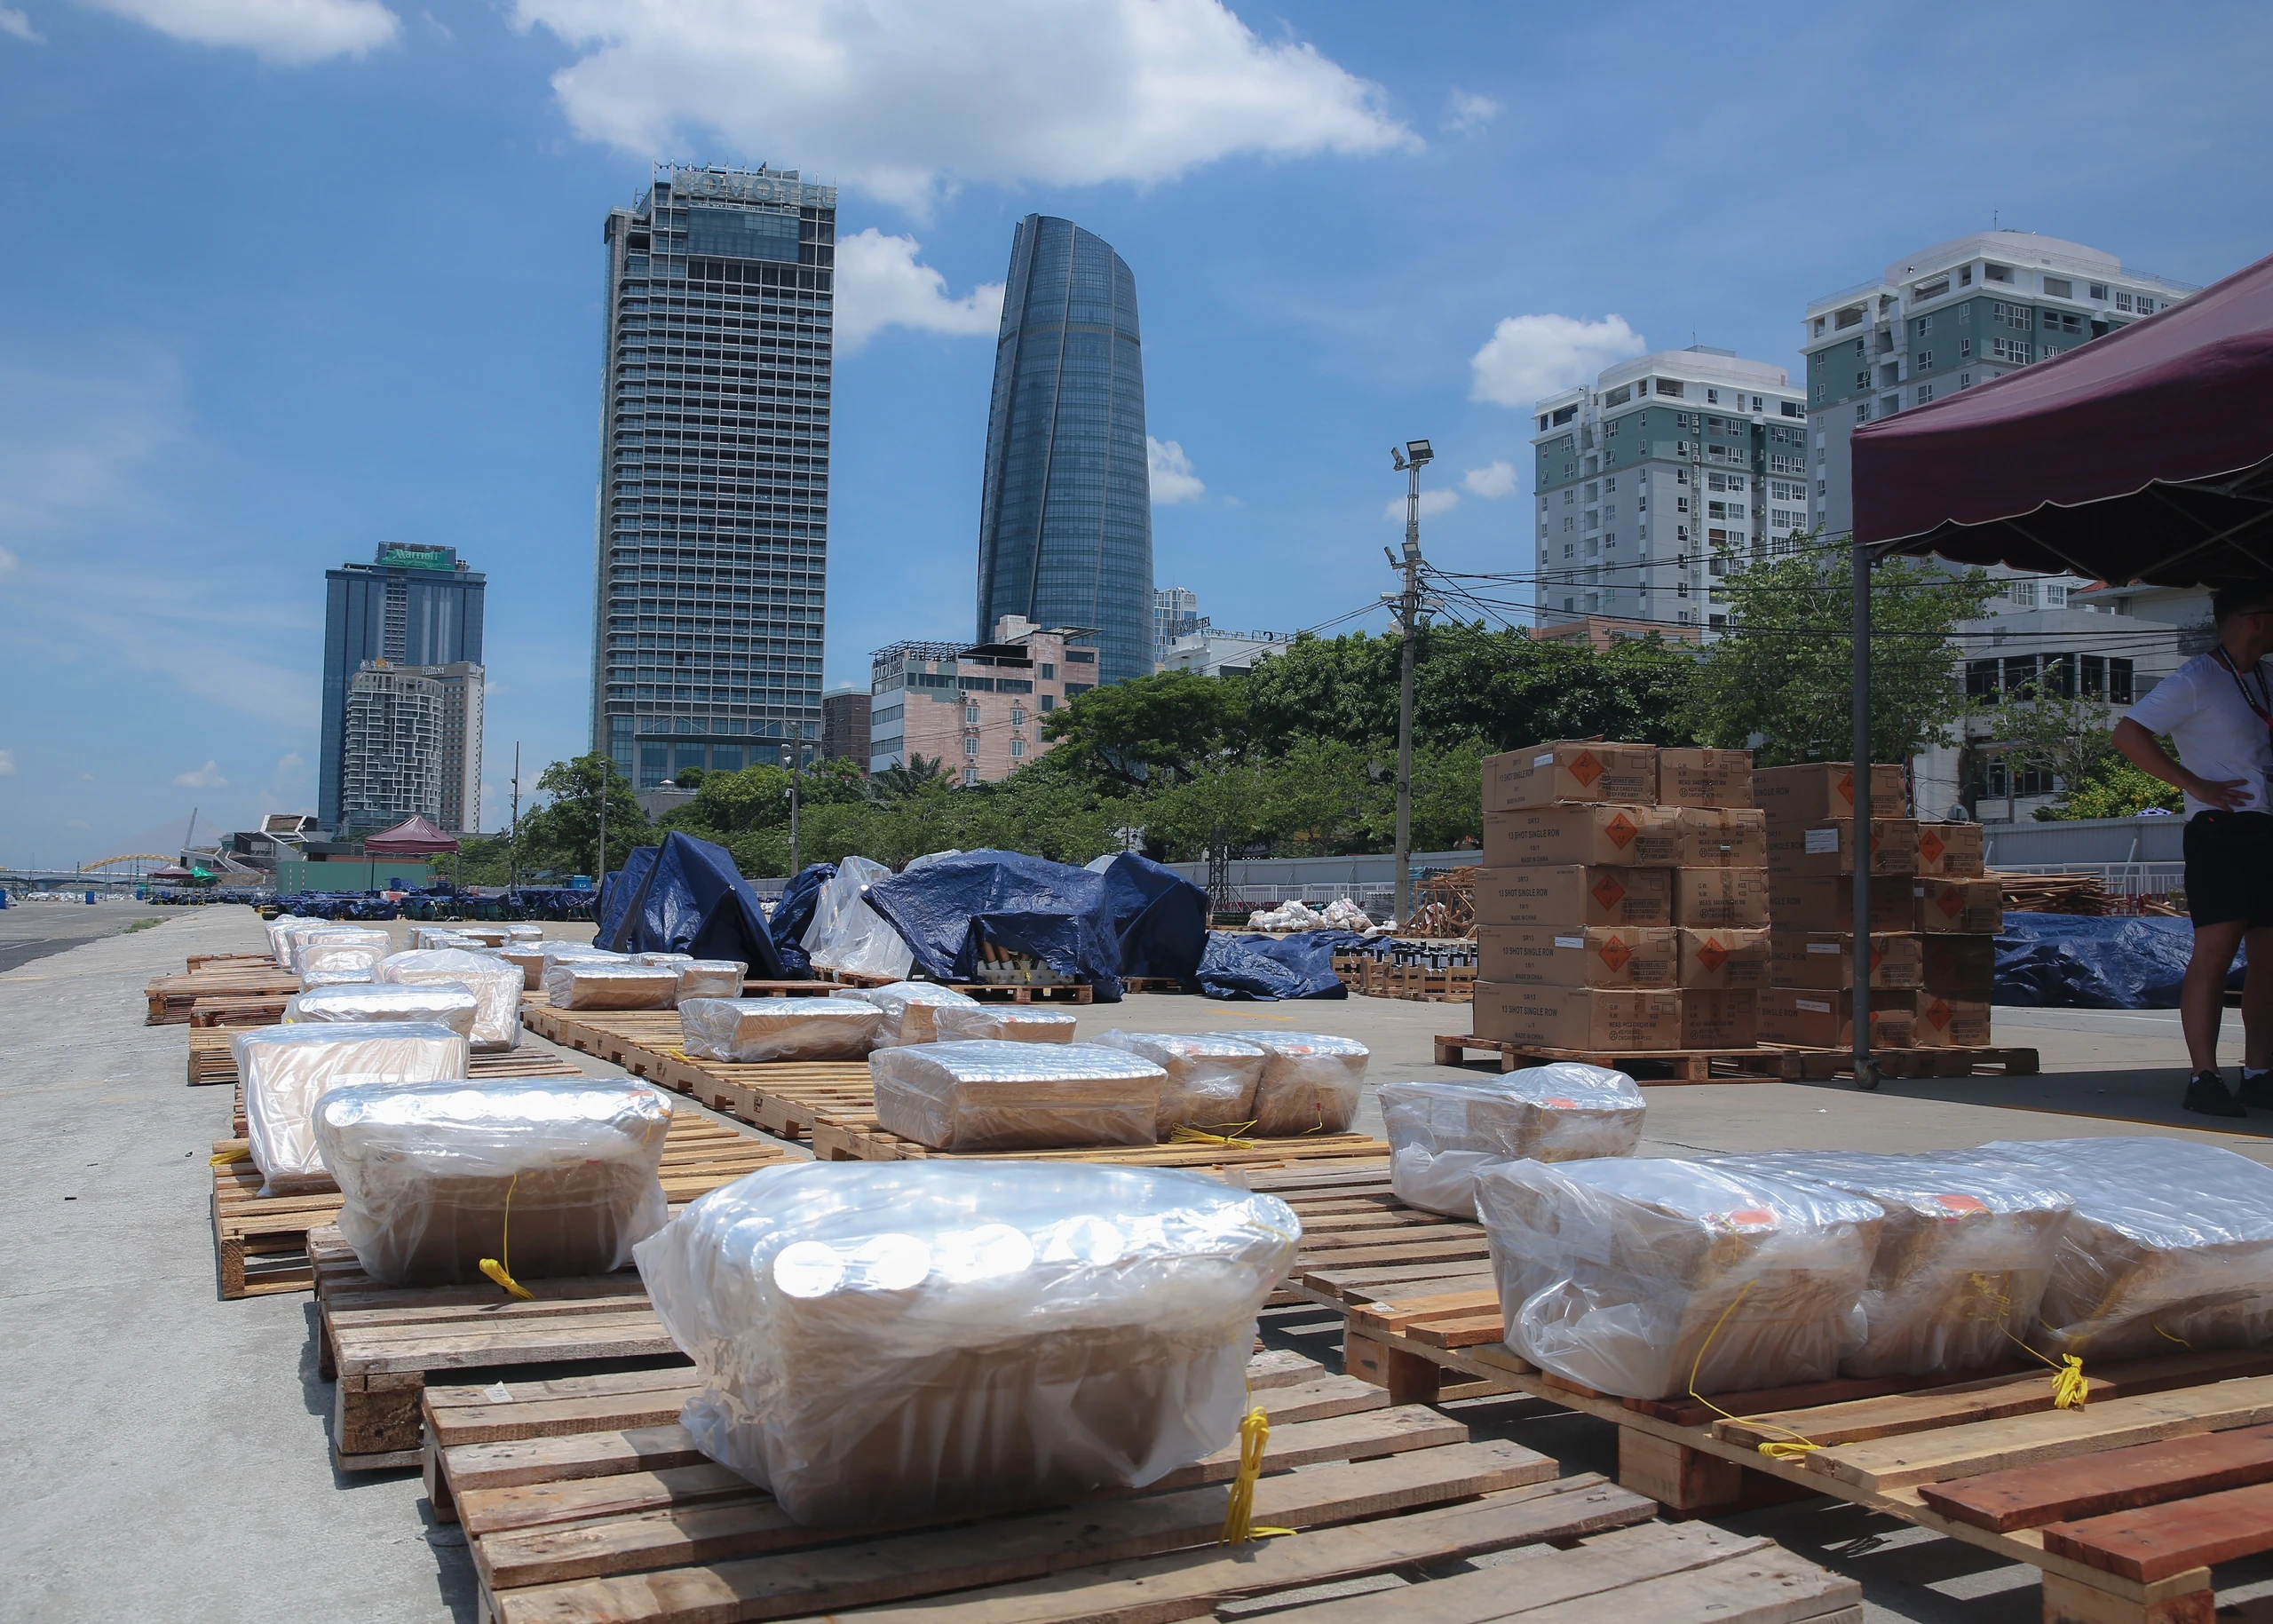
[1471,866,1674,929]
[1916,994,1993,1048]
[1914,878,2003,935]
[1677,927,1773,990]
[1675,807,1769,867]
[1754,763,1907,826]
[1766,873,1916,932]
[1477,926,1678,988]
[1483,741,1658,812]
[1482,804,1682,868]
[1758,986,1916,1050]
[1764,820,1921,878]
[1681,988,1760,1048]
[1470,982,1683,1051]
[1769,931,1925,990]
[1672,867,1771,929]
[1921,935,1997,997]
[1916,822,1987,878]
[1657,747,1754,809]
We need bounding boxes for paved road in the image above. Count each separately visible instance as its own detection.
[0,897,176,974]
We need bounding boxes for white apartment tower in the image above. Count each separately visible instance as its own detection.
[339,659,483,834]
[1531,346,1809,639]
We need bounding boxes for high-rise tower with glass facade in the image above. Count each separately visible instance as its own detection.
[320,543,485,831]
[590,163,836,788]
[975,216,1151,686]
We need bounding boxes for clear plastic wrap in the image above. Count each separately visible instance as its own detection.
[931,1005,1078,1044]
[1383,1063,1647,1220]
[869,1041,1166,1152]
[1203,1031,1368,1137]
[294,930,393,978]
[455,926,510,947]
[234,1021,471,1195]
[301,967,376,989]
[504,923,545,941]
[376,949,524,1051]
[313,1078,671,1287]
[284,982,479,1041]
[802,855,916,980]
[1714,1151,2073,1377]
[1090,1031,1264,1137]
[1968,1137,2273,1359]
[677,996,883,1062]
[852,980,981,1046]
[636,951,697,970]
[1475,1156,1885,1399]
[633,1161,1301,1525]
[265,913,308,966]
[498,945,549,990]
[541,939,620,960]
[542,960,679,1011]
[273,918,346,968]
[676,960,748,1003]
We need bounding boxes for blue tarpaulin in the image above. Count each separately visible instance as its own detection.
[768,862,836,978]
[1994,911,2243,1010]
[596,846,658,948]
[598,832,788,978]
[863,849,1124,1000]
[1195,930,1364,1001]
[1097,853,1209,986]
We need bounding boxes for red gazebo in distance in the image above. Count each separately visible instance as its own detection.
[360,815,462,857]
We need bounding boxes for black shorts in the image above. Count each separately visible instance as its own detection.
[2184,811,2273,928]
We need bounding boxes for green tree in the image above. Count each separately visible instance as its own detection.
[1038,669,1249,788]
[2034,745,2184,820]
[1995,693,2120,798]
[517,755,650,877]
[864,754,954,804]
[1682,548,2002,765]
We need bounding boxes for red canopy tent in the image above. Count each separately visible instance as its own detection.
[360,815,461,856]
[1833,248,2273,1084]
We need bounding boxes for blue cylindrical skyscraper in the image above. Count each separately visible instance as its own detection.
[975,216,1152,686]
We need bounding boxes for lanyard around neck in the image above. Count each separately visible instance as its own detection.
[2214,646,2273,729]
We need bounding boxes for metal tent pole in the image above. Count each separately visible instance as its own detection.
[1850,536,1878,1090]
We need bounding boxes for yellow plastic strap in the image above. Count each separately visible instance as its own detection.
[1996,1320,2087,1410]
[1171,1121,1258,1149]
[479,1173,535,1301]
[210,1146,252,1166]
[1683,1279,1824,1462]
[1217,1407,1295,1544]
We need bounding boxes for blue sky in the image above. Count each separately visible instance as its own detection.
[3,0,2269,867]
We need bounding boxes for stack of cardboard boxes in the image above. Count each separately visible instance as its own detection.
[1753,763,1997,1050]
[1469,741,1771,1055]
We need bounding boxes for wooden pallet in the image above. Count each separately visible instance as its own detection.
[519,1008,691,1081]
[147,965,301,1024]
[1431,1033,2041,1083]
[1363,962,1477,1002]
[1773,1043,2043,1081]
[210,1103,782,1302]
[811,1114,1391,1168]
[432,1364,1746,1624]
[1119,974,1192,994]
[194,1029,589,1089]
[187,993,290,1028]
[947,979,1096,1004]
[1256,1161,2273,1624]
[186,952,277,971]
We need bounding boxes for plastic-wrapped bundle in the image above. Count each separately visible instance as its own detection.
[542,960,678,1011]
[931,1005,1078,1044]
[313,1078,671,1287]
[636,951,696,970]
[1205,1032,1368,1137]
[455,926,510,947]
[504,923,545,941]
[803,855,916,980]
[1384,1064,1647,1220]
[1476,1157,1885,1399]
[634,1161,1302,1525]
[234,1021,471,1195]
[498,945,548,990]
[676,960,747,1003]
[273,917,341,968]
[853,980,980,1046]
[1968,1137,2273,1359]
[679,997,882,1062]
[376,949,524,1051]
[541,939,620,960]
[294,928,393,978]
[301,967,376,989]
[285,982,479,1042]
[871,1042,1166,1152]
[266,914,309,966]
[1090,1031,1264,1138]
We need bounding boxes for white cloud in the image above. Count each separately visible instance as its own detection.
[835,229,1004,351]
[0,749,14,776]
[1384,487,1460,522]
[515,0,1419,210]
[172,760,229,788]
[78,771,95,780]
[1463,460,1518,499]
[82,0,399,62]
[1444,90,1498,135]
[0,545,15,580]
[1147,437,1206,504]
[0,7,42,41]
[1470,313,1647,408]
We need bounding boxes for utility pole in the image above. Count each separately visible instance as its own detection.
[1387,439,1434,929]
[508,742,520,893]
[594,753,607,891]
[788,724,804,876]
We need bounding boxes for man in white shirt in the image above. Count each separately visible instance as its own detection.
[2114,582,2273,1116]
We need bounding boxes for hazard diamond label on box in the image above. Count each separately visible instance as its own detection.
[1936,890,1965,918]
[1837,771,1856,805]
[1590,873,1627,909]
[1605,812,1636,848]
[1696,939,1730,972]
[1569,750,1604,788]
[1596,939,1634,971]
[1927,997,1952,1025]
[1920,829,1945,864]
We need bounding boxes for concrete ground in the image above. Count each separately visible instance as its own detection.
[7,904,2273,1622]
[0,893,177,974]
